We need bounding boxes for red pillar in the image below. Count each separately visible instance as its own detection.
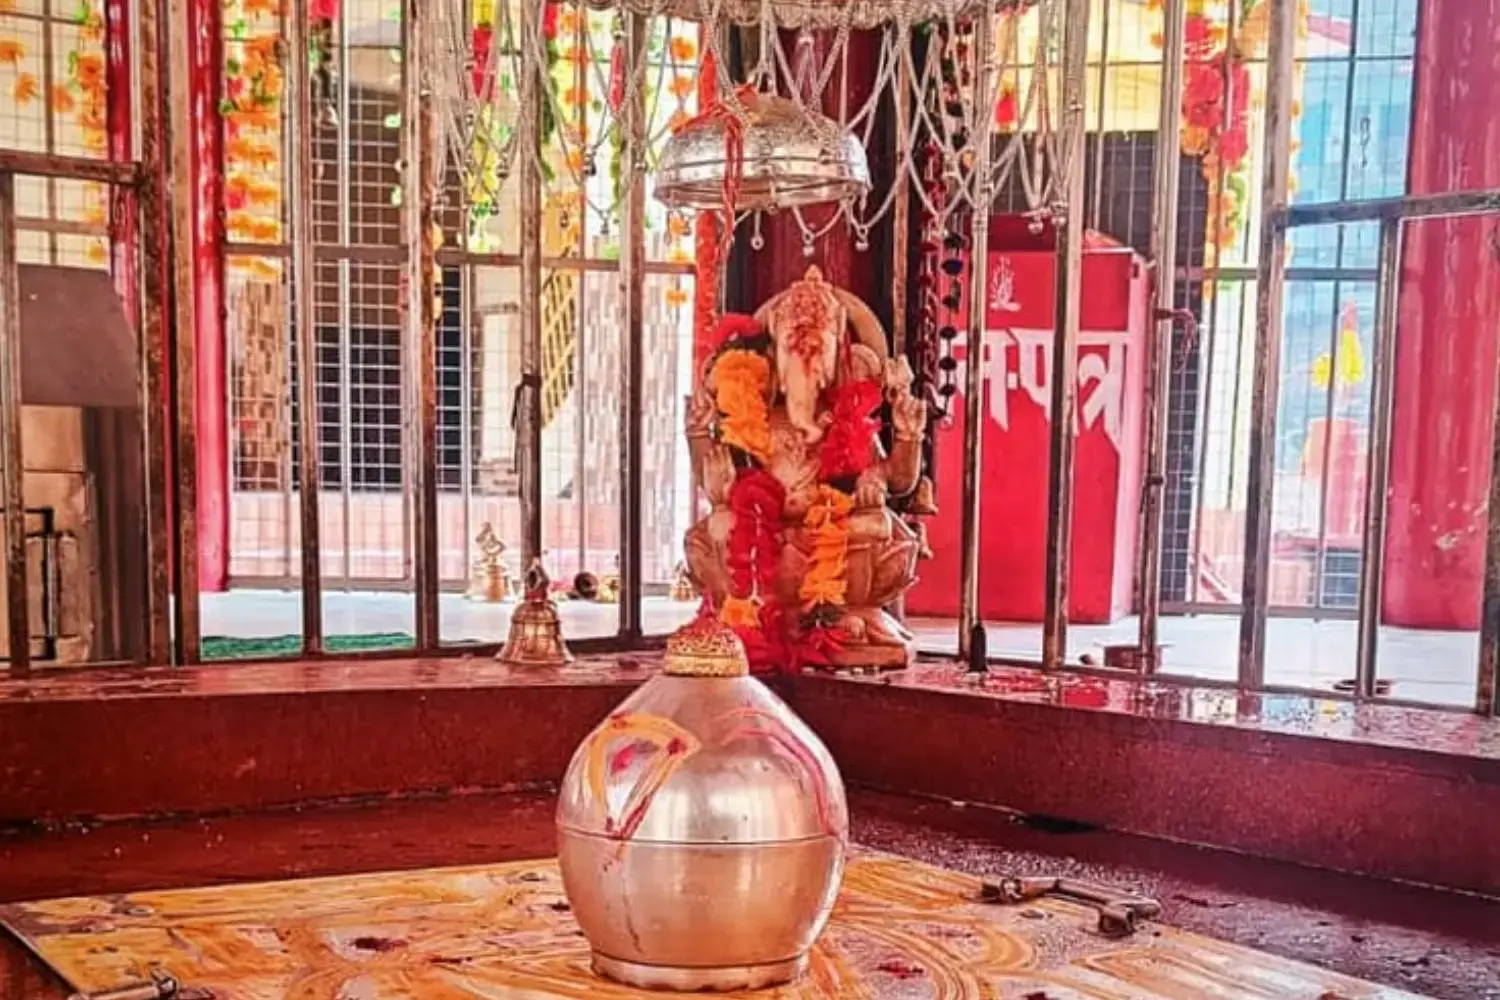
[1382,0,1500,629]
[189,0,229,591]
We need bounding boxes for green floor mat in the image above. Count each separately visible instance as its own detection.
[201,632,415,661]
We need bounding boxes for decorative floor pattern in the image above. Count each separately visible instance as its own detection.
[0,853,1429,999]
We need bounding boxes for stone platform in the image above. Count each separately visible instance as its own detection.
[0,852,1434,999]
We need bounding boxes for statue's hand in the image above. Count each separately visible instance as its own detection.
[686,388,717,439]
[854,468,887,508]
[890,390,927,442]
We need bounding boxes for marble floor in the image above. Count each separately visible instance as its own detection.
[199,590,1485,708]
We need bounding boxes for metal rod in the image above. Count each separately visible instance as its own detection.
[1040,0,1091,671]
[890,48,910,361]
[0,174,26,676]
[0,149,139,186]
[1309,283,1343,613]
[167,0,200,663]
[1236,0,1297,690]
[288,0,324,652]
[517,0,544,569]
[618,12,647,641]
[1134,0,1186,671]
[405,0,440,650]
[336,0,354,588]
[1354,217,1402,701]
[956,11,994,661]
[1282,188,1500,228]
[888,42,912,628]
[135,0,172,664]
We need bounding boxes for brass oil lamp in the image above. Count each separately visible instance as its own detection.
[496,559,573,667]
[556,613,848,991]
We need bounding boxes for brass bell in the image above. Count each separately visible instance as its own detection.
[669,561,699,603]
[467,522,512,603]
[497,558,573,667]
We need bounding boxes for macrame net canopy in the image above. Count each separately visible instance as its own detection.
[423,0,1066,248]
[577,0,1032,30]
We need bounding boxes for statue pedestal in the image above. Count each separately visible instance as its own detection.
[907,245,1150,624]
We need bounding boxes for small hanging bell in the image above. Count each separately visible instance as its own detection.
[497,558,573,667]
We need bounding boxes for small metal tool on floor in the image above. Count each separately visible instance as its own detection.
[981,876,1161,939]
[66,970,213,1000]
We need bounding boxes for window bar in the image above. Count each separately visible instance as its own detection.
[517,0,545,571]
[1354,217,1402,700]
[1087,0,1111,233]
[887,37,911,627]
[1186,0,1239,610]
[1313,0,1365,617]
[41,0,56,266]
[572,12,588,581]
[456,0,475,592]
[618,11,647,641]
[1310,279,1342,614]
[1237,0,1298,689]
[956,10,994,662]
[405,0,441,651]
[0,173,27,676]
[336,0,354,587]
[288,0,324,653]
[1040,0,1092,671]
[1135,0,1186,671]
[168,0,201,662]
[134,0,173,664]
[459,262,475,595]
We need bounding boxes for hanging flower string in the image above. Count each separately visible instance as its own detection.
[669,83,757,255]
[723,469,784,669]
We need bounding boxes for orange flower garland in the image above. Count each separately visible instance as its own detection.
[800,486,853,611]
[710,349,772,462]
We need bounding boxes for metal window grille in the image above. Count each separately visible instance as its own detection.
[222,2,699,622]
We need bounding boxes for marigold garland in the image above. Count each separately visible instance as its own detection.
[711,349,772,462]
[800,486,854,611]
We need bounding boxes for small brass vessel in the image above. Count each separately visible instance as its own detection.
[467,523,512,603]
[497,559,573,667]
[557,614,848,991]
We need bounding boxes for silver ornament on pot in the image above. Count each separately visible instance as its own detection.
[556,613,848,992]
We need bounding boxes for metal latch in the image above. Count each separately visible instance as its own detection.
[67,970,213,1000]
[981,876,1162,938]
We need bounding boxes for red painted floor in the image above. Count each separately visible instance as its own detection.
[0,790,1496,999]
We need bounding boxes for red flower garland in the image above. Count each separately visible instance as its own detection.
[725,469,784,670]
[819,378,883,480]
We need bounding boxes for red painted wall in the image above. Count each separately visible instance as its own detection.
[907,246,1150,623]
[1382,0,1500,629]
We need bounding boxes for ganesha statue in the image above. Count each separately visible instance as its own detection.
[684,266,931,671]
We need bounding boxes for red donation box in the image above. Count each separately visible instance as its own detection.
[907,244,1151,624]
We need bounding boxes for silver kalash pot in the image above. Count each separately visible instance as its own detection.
[556,615,848,991]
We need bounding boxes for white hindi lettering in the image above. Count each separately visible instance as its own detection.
[951,328,1130,452]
